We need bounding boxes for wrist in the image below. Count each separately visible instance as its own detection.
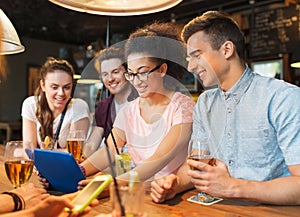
[78,164,86,177]
[227,178,246,198]
[1,192,25,211]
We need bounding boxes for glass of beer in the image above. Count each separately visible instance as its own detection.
[4,141,34,188]
[66,130,86,162]
[188,138,215,203]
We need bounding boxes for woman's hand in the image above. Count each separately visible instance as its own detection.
[77,176,110,199]
[38,174,50,189]
[12,183,49,209]
[150,174,178,203]
[77,179,92,191]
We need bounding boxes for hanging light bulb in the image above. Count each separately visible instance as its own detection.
[0,9,25,55]
[48,0,182,16]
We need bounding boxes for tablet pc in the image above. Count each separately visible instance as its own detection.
[34,149,85,193]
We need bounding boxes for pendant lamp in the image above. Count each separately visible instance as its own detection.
[0,9,25,55]
[291,49,300,68]
[48,0,182,16]
[49,0,182,85]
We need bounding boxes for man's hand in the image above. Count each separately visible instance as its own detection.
[150,174,178,203]
[187,158,234,198]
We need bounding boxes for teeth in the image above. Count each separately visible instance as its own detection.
[137,87,146,92]
[110,83,117,88]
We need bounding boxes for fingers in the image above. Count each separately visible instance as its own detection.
[150,174,176,203]
[41,193,51,200]
[38,176,50,189]
[95,214,112,217]
[150,180,166,203]
[89,198,100,207]
[64,192,79,200]
[33,185,47,195]
[187,159,208,171]
[77,179,91,190]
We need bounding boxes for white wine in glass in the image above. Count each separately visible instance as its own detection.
[188,138,215,203]
[4,141,34,188]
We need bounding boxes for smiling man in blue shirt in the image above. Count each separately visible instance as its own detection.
[150,10,300,205]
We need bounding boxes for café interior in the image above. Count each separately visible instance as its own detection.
[0,0,300,216]
[0,0,299,142]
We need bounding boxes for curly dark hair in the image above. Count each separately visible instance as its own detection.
[125,22,187,90]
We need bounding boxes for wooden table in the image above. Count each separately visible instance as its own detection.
[1,144,300,217]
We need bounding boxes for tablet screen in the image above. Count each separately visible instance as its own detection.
[34,149,85,193]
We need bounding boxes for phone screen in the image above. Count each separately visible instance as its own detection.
[72,180,103,205]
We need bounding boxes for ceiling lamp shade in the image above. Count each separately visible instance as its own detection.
[73,74,81,79]
[0,9,25,55]
[49,0,182,16]
[290,49,300,68]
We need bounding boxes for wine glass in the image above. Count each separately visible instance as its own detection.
[4,141,34,188]
[187,138,216,203]
[66,130,86,162]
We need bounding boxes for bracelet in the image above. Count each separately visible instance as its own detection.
[1,192,24,211]
[78,164,86,177]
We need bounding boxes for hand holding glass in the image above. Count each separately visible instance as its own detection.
[4,141,34,188]
[188,138,215,203]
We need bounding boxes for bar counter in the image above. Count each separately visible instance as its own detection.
[0,144,300,217]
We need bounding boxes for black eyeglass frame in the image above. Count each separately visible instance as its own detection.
[124,64,162,81]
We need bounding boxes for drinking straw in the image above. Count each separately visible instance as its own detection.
[104,139,125,216]
[110,131,125,173]
[111,130,120,155]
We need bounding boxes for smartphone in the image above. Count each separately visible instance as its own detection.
[66,174,113,213]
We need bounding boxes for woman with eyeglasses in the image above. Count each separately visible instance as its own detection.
[80,22,195,183]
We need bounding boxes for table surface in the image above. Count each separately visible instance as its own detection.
[1,144,300,217]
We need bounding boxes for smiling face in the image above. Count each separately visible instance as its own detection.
[127,53,165,98]
[40,70,73,112]
[100,58,128,95]
[186,31,224,88]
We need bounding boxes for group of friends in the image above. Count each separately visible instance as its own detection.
[1,10,300,217]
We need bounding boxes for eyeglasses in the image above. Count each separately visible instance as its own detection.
[124,64,161,81]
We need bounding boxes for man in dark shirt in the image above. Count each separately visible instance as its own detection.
[85,46,138,157]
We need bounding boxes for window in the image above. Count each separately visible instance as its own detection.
[250,59,283,80]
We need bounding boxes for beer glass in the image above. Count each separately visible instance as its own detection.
[4,141,34,188]
[66,130,86,162]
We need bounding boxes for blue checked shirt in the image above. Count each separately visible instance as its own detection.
[192,67,300,181]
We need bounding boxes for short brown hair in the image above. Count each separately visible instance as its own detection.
[95,46,125,73]
[181,11,245,60]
